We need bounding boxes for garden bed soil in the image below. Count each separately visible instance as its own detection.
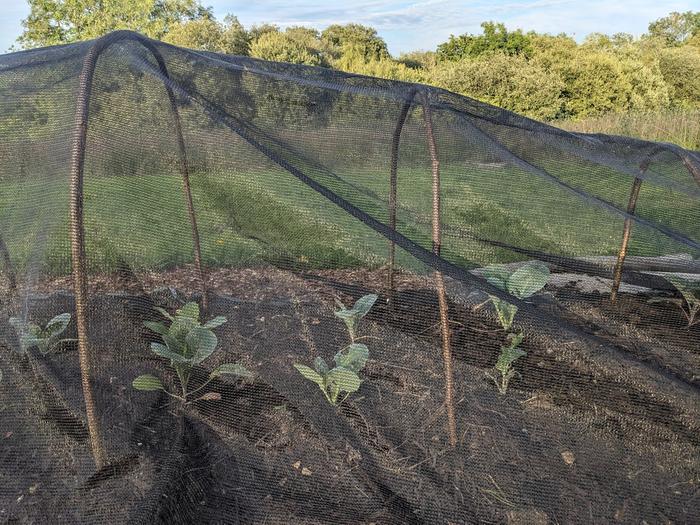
[1,267,698,523]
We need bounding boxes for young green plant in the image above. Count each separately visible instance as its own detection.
[294,294,377,405]
[486,333,526,395]
[480,261,549,394]
[480,261,550,331]
[650,274,700,327]
[133,302,251,403]
[333,293,378,342]
[9,313,73,354]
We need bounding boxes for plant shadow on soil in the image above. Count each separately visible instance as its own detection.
[0,268,699,524]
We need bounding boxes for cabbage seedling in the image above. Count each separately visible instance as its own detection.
[295,293,377,404]
[334,294,378,342]
[487,333,526,395]
[294,343,368,405]
[651,275,700,327]
[481,262,550,330]
[9,313,73,354]
[133,302,251,402]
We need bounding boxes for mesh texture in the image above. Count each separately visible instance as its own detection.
[0,31,699,524]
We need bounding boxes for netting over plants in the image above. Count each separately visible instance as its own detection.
[1,30,699,524]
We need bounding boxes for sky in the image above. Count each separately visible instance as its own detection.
[1,0,699,54]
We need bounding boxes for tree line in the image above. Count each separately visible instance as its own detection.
[17,1,700,122]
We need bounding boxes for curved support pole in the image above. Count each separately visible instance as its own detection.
[421,92,458,448]
[69,31,205,468]
[610,145,698,302]
[610,177,642,302]
[387,90,417,297]
[0,234,17,291]
[681,155,700,188]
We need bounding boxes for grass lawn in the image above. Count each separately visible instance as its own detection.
[0,160,697,279]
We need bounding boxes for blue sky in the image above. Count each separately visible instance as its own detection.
[1,0,698,54]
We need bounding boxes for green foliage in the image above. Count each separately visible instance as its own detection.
[12,5,700,125]
[249,27,328,66]
[583,32,635,50]
[322,23,389,63]
[18,0,209,48]
[295,294,376,405]
[294,345,367,405]
[335,53,421,82]
[430,52,564,120]
[247,23,279,43]
[9,313,72,354]
[651,274,700,327]
[482,261,550,330]
[397,50,437,70]
[134,302,250,401]
[437,22,532,61]
[334,293,378,342]
[658,46,700,108]
[550,48,669,118]
[487,333,526,395]
[648,11,700,46]
[164,13,250,55]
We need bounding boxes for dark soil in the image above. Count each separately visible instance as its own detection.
[0,267,698,524]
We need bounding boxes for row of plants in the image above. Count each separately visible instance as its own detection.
[4,268,698,403]
[132,294,377,406]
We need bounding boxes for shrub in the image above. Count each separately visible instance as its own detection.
[430,53,564,121]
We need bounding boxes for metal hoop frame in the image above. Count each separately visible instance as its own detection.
[69,31,206,467]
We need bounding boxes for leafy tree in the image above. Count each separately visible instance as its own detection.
[321,23,389,63]
[249,27,328,66]
[437,22,532,61]
[18,0,209,48]
[583,32,635,50]
[339,55,421,82]
[430,52,564,120]
[658,45,700,107]
[647,11,700,45]
[248,23,279,43]
[164,14,250,55]
[688,33,700,48]
[552,49,668,118]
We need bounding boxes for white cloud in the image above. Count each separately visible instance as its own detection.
[211,0,696,53]
[1,0,697,54]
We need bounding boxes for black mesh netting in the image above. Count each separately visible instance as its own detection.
[1,31,699,524]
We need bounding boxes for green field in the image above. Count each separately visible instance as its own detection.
[0,159,697,279]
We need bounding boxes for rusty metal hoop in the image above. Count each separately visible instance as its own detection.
[610,145,700,302]
[387,89,417,297]
[421,91,458,448]
[69,31,206,468]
